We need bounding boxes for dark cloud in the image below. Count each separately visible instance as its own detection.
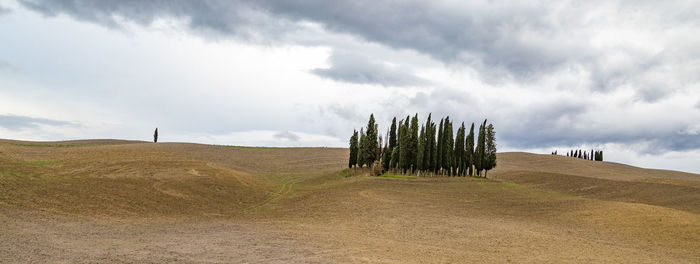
[14,0,700,157]
[273,131,300,141]
[18,0,288,41]
[19,0,700,99]
[0,114,77,131]
[311,50,428,87]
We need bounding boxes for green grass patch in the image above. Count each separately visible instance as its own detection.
[26,160,55,166]
[0,169,24,178]
[379,174,417,179]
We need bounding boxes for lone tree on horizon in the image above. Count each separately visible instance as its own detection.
[153,128,158,143]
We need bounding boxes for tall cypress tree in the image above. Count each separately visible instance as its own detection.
[454,123,465,176]
[417,125,425,172]
[349,129,359,168]
[443,118,454,176]
[474,120,486,177]
[409,114,419,173]
[484,123,497,177]
[389,117,397,150]
[357,128,365,168]
[398,120,410,173]
[393,119,402,170]
[436,119,444,174]
[404,118,411,172]
[430,122,438,173]
[364,114,378,167]
[465,122,475,176]
[423,114,433,172]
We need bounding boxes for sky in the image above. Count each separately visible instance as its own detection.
[1,0,700,173]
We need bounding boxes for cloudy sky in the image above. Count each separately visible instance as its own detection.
[1,0,700,172]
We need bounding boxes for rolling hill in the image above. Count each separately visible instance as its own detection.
[1,139,698,263]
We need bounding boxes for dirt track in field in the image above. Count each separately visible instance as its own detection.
[1,140,699,263]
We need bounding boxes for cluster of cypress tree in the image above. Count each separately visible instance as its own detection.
[349,113,497,177]
[559,149,603,161]
[349,114,379,168]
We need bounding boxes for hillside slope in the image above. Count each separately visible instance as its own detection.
[492,152,700,214]
[0,139,347,217]
[1,140,699,263]
[493,152,700,183]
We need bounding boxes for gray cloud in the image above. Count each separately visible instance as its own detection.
[10,0,700,170]
[0,114,77,131]
[273,131,300,141]
[19,0,700,98]
[0,59,21,72]
[321,104,364,123]
[362,86,700,155]
[312,50,428,87]
[0,5,10,16]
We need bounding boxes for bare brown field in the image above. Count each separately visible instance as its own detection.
[1,140,699,263]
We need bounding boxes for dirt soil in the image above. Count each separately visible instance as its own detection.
[1,140,699,263]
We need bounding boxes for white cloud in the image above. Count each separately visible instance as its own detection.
[1,0,700,173]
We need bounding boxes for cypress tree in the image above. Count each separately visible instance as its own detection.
[454,123,465,176]
[357,128,365,168]
[382,141,391,172]
[484,123,497,177]
[443,118,454,176]
[398,120,410,173]
[436,119,444,174]
[364,114,378,167]
[423,114,433,172]
[154,128,158,143]
[389,117,397,150]
[349,129,359,168]
[430,122,438,173]
[404,118,411,171]
[466,123,475,176]
[417,125,425,172]
[393,120,402,170]
[409,114,419,173]
[390,145,399,170]
[474,120,486,177]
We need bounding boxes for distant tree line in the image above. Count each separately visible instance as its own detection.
[349,113,497,177]
[552,149,603,161]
